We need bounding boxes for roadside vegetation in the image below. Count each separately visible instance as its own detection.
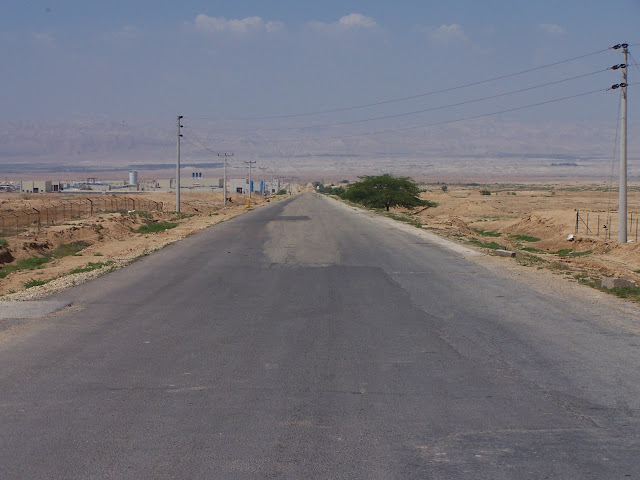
[325,180,639,302]
[0,241,93,279]
[68,261,114,275]
[316,174,437,212]
[136,222,178,234]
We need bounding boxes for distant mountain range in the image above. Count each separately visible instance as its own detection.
[0,118,637,181]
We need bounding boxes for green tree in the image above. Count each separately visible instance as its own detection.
[342,174,428,211]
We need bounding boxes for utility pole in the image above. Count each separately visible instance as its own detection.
[245,160,256,198]
[619,44,629,243]
[218,153,233,207]
[612,43,629,243]
[259,166,268,195]
[176,115,183,212]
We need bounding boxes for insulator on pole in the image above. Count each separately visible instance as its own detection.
[611,84,620,89]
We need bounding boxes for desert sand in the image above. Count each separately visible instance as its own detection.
[1,183,639,301]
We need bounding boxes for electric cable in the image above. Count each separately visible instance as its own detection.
[181,132,221,156]
[249,88,607,144]
[242,47,613,120]
[628,51,640,75]
[261,69,609,131]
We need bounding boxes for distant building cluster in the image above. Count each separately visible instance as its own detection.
[8,170,281,196]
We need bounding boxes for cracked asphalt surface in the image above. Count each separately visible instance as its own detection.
[1,192,639,479]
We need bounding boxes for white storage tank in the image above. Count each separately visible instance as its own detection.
[129,170,138,186]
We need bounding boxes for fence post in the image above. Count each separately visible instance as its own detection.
[33,208,41,232]
[587,213,589,235]
[575,210,579,234]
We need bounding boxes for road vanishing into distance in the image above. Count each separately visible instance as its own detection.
[1,192,640,479]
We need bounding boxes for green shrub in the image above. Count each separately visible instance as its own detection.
[473,228,501,237]
[136,222,178,234]
[510,234,541,242]
[68,261,114,275]
[550,249,592,258]
[50,241,91,259]
[468,239,506,250]
[24,278,50,289]
[603,286,640,301]
[480,189,492,195]
[386,212,422,228]
[129,210,152,219]
[0,256,51,279]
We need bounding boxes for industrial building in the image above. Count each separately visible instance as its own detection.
[20,180,62,193]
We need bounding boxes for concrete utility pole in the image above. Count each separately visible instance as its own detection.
[176,115,183,213]
[611,44,630,243]
[218,153,233,207]
[259,167,268,195]
[245,161,256,199]
[619,44,629,243]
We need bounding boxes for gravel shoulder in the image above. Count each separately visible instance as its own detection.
[324,194,640,324]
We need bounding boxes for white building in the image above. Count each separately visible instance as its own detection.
[229,178,280,195]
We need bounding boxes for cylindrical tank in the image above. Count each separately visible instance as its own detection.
[129,170,138,186]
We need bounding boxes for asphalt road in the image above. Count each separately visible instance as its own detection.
[1,192,640,479]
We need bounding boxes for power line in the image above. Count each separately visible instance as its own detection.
[244,46,613,120]
[251,88,607,144]
[181,132,222,157]
[628,50,640,75]
[261,69,609,131]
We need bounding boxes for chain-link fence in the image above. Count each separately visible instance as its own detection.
[575,209,639,241]
[0,196,164,237]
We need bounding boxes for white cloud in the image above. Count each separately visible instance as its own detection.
[32,31,56,48]
[99,25,142,42]
[538,23,566,35]
[193,14,283,35]
[309,13,378,34]
[428,24,467,44]
[338,13,377,28]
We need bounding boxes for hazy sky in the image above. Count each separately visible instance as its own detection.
[1,0,639,162]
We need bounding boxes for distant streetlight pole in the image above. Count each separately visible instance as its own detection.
[245,160,256,199]
[218,153,233,207]
[259,166,268,195]
[176,115,183,212]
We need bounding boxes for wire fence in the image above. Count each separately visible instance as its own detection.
[575,209,639,242]
[0,196,164,237]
